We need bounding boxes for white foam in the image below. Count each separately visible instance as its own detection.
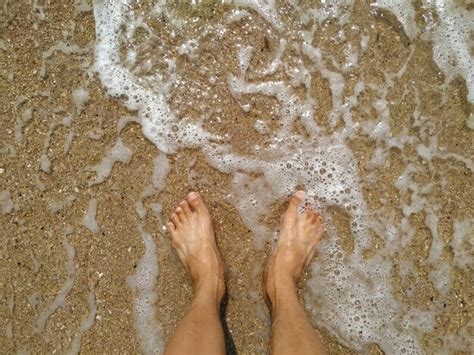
[48,194,76,213]
[451,219,474,271]
[254,119,269,134]
[30,250,41,273]
[0,39,7,51]
[127,226,163,355]
[74,0,91,13]
[237,45,254,74]
[117,116,141,134]
[82,197,100,235]
[88,138,132,184]
[5,322,13,342]
[1,190,17,215]
[68,279,98,355]
[36,238,76,332]
[15,107,33,142]
[4,293,14,343]
[437,318,474,354]
[32,0,46,21]
[39,148,53,172]
[63,125,74,153]
[135,186,155,220]
[39,115,73,174]
[373,0,473,103]
[302,44,346,128]
[152,154,170,191]
[430,0,474,103]
[468,112,474,129]
[135,153,170,220]
[177,39,199,61]
[39,154,51,173]
[92,1,473,353]
[1,144,16,159]
[21,108,33,122]
[42,41,92,59]
[228,0,283,30]
[300,1,354,29]
[371,0,419,39]
[94,0,220,154]
[226,9,250,23]
[261,38,286,76]
[72,88,90,113]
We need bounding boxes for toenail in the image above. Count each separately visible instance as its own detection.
[294,190,306,200]
[188,191,199,200]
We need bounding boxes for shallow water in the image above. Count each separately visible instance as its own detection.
[1,1,473,354]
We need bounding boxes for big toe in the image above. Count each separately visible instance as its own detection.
[282,190,306,222]
[187,191,205,212]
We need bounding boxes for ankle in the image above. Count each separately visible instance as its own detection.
[265,274,297,311]
[194,274,225,303]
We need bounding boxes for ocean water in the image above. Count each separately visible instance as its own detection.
[1,1,473,354]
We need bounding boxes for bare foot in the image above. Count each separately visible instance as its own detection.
[167,192,225,300]
[264,190,324,309]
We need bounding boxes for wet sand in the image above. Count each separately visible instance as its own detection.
[1,1,472,354]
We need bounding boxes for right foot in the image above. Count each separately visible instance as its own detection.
[264,190,324,309]
[167,192,225,301]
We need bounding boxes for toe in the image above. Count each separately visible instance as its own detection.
[166,222,176,235]
[305,208,318,221]
[304,203,314,214]
[187,191,205,212]
[316,214,323,224]
[308,214,318,224]
[179,200,192,218]
[175,207,187,223]
[283,190,305,221]
[304,247,317,269]
[315,216,325,235]
[171,213,180,227]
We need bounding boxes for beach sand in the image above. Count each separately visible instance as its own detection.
[1,1,472,354]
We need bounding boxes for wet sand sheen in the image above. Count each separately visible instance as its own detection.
[1,1,473,354]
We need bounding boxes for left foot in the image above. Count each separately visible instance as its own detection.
[167,192,225,301]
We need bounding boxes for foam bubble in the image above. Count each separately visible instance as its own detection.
[82,198,100,235]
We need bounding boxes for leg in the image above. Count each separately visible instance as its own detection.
[264,191,326,355]
[164,192,226,355]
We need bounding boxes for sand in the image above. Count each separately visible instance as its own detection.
[1,1,472,354]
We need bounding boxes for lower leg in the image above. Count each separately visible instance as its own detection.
[265,191,326,355]
[164,192,226,355]
[267,275,325,354]
[165,279,225,355]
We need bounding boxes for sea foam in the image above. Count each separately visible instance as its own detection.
[93,0,473,353]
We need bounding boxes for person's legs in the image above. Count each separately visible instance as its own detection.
[164,192,226,355]
[264,190,326,355]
